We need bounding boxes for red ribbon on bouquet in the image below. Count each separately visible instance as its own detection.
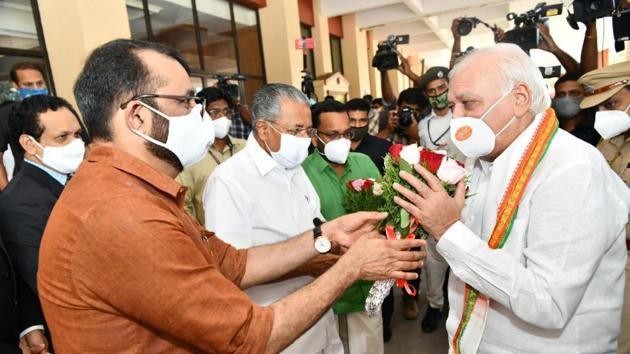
[384,217,418,297]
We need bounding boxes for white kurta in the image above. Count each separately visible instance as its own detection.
[203,134,343,354]
[434,112,630,353]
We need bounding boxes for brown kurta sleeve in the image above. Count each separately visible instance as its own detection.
[204,230,249,285]
[73,197,274,353]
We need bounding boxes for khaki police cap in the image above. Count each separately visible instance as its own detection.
[578,61,630,109]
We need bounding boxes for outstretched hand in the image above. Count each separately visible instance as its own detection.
[392,164,466,240]
[324,211,387,250]
[343,231,426,281]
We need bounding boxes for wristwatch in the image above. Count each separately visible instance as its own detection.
[313,218,331,254]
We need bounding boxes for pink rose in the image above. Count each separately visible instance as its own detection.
[436,157,466,184]
[350,179,366,192]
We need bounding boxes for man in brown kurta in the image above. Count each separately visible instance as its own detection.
[37,39,425,353]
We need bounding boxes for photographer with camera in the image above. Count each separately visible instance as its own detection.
[449,17,506,67]
[376,88,421,145]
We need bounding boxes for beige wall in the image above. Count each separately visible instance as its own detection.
[259,0,303,87]
[340,14,370,99]
[39,0,131,108]
[367,30,381,98]
[311,0,332,76]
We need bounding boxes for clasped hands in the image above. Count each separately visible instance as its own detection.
[393,164,466,241]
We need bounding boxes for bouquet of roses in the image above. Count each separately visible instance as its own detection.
[344,178,385,213]
[345,143,467,315]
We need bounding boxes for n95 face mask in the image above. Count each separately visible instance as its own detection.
[450,90,515,158]
[594,104,630,140]
[132,103,215,168]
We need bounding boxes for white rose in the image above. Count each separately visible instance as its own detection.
[372,182,383,196]
[399,144,421,165]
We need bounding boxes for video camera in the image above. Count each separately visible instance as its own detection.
[567,0,627,24]
[457,17,495,36]
[372,34,410,72]
[566,0,629,49]
[500,2,563,53]
[214,74,246,102]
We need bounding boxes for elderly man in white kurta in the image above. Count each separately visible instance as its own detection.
[203,84,343,354]
[393,44,630,354]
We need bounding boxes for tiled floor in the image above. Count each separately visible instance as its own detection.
[384,287,449,354]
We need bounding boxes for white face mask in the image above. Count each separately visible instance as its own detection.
[450,90,515,158]
[30,137,85,174]
[212,116,231,139]
[318,136,351,164]
[131,103,215,168]
[264,121,311,170]
[594,104,630,140]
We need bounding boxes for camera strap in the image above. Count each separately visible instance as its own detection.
[428,117,450,146]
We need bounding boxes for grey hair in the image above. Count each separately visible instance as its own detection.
[449,43,551,114]
[250,83,309,126]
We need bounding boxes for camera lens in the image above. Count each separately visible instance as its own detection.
[458,18,474,36]
[398,108,413,128]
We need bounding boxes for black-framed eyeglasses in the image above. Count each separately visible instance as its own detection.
[207,108,234,118]
[316,129,354,140]
[119,94,205,109]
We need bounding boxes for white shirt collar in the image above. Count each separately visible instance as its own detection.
[244,133,283,177]
[428,109,453,120]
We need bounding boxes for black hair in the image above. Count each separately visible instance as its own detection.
[345,98,371,113]
[324,95,335,101]
[196,87,233,108]
[10,62,45,84]
[554,72,584,90]
[10,95,84,155]
[73,39,190,141]
[398,87,428,108]
[311,99,346,129]
[372,98,383,106]
[362,94,374,102]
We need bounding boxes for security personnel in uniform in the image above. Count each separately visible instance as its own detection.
[579,60,630,354]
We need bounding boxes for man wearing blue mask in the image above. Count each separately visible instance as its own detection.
[579,60,630,354]
[10,63,49,99]
[0,63,49,191]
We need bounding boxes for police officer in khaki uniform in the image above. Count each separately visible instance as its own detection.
[579,60,630,354]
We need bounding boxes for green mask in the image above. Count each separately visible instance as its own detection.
[428,90,449,110]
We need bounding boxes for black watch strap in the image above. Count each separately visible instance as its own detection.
[313,218,324,238]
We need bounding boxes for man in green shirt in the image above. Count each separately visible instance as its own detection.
[302,100,383,354]
[176,87,245,225]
